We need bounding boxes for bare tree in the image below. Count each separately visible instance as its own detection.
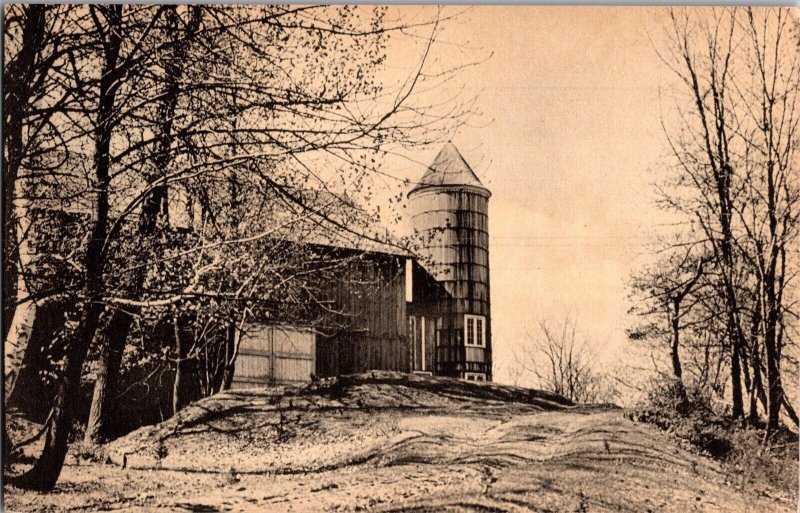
[3,4,83,404]
[629,247,712,395]
[84,4,204,445]
[514,317,615,404]
[732,7,799,433]
[638,7,799,431]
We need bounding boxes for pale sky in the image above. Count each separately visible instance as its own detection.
[384,6,683,385]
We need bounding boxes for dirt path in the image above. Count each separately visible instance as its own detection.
[4,373,796,512]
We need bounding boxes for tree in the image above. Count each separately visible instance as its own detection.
[630,249,709,395]
[732,8,799,432]
[638,6,799,431]
[513,316,615,404]
[3,4,83,404]
[84,3,204,444]
[10,4,129,490]
[4,5,477,489]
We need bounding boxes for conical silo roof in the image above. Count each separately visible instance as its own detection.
[410,142,487,193]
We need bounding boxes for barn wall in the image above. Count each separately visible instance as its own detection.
[315,253,410,377]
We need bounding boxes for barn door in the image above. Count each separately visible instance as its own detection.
[270,327,315,383]
[231,325,315,388]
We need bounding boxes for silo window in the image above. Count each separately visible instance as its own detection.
[464,315,486,347]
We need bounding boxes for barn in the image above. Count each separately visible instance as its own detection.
[233,143,493,386]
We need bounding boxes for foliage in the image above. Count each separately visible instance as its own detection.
[630,375,732,457]
[631,375,798,495]
[726,426,798,495]
[3,4,479,489]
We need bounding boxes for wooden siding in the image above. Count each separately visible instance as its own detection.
[232,325,315,388]
[408,188,491,317]
[407,260,449,374]
[315,252,410,377]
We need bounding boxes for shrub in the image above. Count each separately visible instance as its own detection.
[69,439,106,464]
[630,376,733,457]
[630,375,799,496]
[726,427,799,494]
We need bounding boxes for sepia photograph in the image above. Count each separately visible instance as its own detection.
[2,4,798,512]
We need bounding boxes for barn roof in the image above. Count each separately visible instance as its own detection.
[301,224,412,258]
[410,142,487,193]
[266,186,413,257]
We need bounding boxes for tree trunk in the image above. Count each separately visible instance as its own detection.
[11,6,122,490]
[669,298,688,406]
[764,335,782,431]
[3,4,47,397]
[747,301,763,424]
[172,312,189,416]
[83,310,133,443]
[749,348,763,424]
[4,256,37,403]
[165,6,203,419]
[670,299,683,382]
[9,300,104,490]
[83,5,204,442]
[3,430,12,466]
[763,158,784,432]
[719,232,746,420]
[220,317,237,391]
[723,246,746,413]
[729,329,744,420]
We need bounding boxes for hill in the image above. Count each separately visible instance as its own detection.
[5,372,797,512]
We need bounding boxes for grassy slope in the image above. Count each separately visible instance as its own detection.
[4,371,797,512]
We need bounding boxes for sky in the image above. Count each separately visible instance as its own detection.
[382,6,686,385]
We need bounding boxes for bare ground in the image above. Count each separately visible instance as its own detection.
[4,372,797,512]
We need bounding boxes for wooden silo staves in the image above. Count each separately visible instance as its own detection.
[407,143,492,380]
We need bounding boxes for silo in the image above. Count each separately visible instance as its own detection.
[408,143,491,381]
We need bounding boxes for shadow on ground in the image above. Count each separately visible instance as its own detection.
[4,372,796,513]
